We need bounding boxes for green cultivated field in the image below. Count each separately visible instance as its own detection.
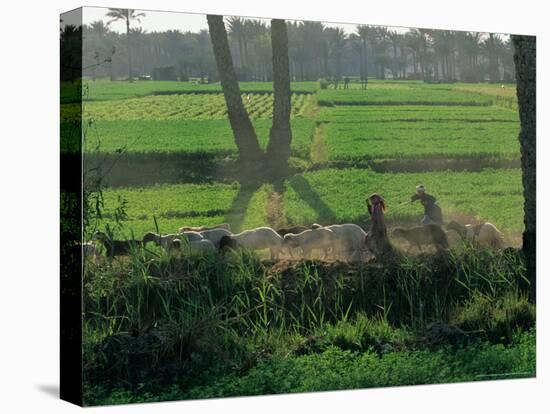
[317,87,493,106]
[63,79,318,103]
[75,79,523,235]
[317,105,519,123]
[99,182,272,236]
[99,168,522,239]
[88,119,315,157]
[283,168,523,232]
[81,92,315,121]
[322,120,519,160]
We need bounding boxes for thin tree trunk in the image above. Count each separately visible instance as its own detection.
[512,35,536,302]
[126,19,133,82]
[207,15,263,165]
[266,19,292,172]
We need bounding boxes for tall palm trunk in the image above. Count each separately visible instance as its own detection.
[512,35,536,301]
[207,15,263,165]
[266,19,292,172]
[126,19,133,82]
[361,39,368,89]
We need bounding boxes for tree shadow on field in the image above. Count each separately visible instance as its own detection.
[289,174,336,224]
[225,181,263,233]
[225,171,337,232]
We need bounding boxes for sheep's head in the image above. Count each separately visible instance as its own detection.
[142,232,157,244]
[391,228,406,238]
[219,235,237,251]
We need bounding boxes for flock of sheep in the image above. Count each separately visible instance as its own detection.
[391,220,505,252]
[84,219,505,263]
[87,222,368,262]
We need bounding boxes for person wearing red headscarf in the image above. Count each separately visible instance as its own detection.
[366,193,392,256]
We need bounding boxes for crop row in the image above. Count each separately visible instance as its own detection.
[66,93,314,122]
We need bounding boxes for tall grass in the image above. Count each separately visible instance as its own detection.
[84,247,532,351]
[82,246,534,404]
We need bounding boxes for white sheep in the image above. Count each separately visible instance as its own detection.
[446,221,504,250]
[324,223,368,261]
[199,228,233,248]
[142,232,181,250]
[179,230,205,243]
[219,226,283,260]
[178,223,231,233]
[173,238,216,255]
[283,228,335,259]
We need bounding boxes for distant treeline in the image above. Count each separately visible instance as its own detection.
[79,17,515,83]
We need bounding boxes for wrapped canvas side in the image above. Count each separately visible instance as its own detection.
[60,7,83,407]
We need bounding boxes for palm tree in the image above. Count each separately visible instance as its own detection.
[265,19,292,171]
[432,30,456,81]
[512,35,536,301]
[481,33,504,82]
[206,15,263,166]
[406,29,429,81]
[105,8,145,81]
[328,28,347,84]
[356,25,371,88]
[388,31,402,79]
[455,31,481,82]
[374,27,390,79]
[227,17,247,68]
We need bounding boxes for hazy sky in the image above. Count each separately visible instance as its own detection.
[82,6,410,35]
[81,6,510,39]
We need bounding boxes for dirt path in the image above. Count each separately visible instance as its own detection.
[310,123,328,165]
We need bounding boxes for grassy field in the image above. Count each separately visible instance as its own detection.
[75,93,315,121]
[98,181,272,236]
[75,79,532,405]
[322,120,519,160]
[85,118,315,157]
[317,87,494,106]
[317,105,519,123]
[283,168,523,233]
[78,79,525,237]
[62,79,319,103]
[97,169,523,241]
